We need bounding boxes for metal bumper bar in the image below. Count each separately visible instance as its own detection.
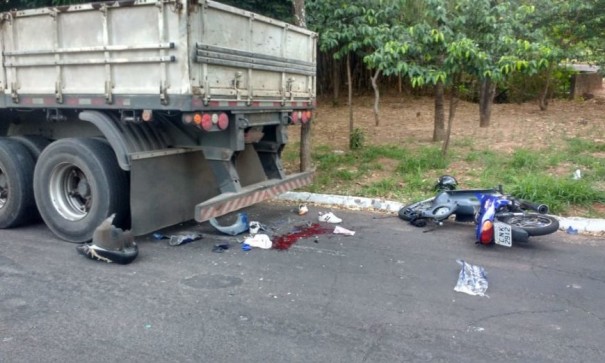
[195,171,313,223]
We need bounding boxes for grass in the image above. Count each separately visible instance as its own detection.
[284,137,605,218]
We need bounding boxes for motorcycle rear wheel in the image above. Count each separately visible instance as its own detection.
[498,214,559,236]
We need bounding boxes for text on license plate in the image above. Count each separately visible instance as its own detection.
[494,222,512,247]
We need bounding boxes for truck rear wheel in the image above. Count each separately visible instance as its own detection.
[11,135,51,160]
[33,138,129,243]
[0,138,36,228]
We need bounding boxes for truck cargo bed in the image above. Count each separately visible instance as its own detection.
[0,0,316,110]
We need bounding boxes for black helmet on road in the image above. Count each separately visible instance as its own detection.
[435,175,458,191]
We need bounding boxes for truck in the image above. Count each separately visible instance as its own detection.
[0,0,316,242]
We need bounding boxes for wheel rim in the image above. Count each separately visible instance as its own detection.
[0,170,7,209]
[49,162,92,221]
[508,215,552,228]
[434,206,451,218]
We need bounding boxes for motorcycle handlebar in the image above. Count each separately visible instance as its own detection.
[519,200,549,214]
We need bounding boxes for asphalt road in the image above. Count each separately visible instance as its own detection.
[1,202,604,362]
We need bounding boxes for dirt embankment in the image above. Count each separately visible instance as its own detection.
[291,92,605,154]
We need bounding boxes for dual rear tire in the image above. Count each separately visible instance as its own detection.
[0,137,129,243]
[0,138,37,228]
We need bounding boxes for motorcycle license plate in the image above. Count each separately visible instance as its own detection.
[494,222,512,247]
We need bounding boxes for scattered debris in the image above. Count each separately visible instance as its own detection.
[454,260,488,297]
[466,326,485,333]
[248,221,267,234]
[241,243,252,251]
[333,225,355,236]
[318,211,342,223]
[76,214,138,264]
[566,226,579,235]
[169,232,203,246]
[244,234,272,249]
[572,169,582,180]
[209,212,249,236]
[298,204,309,215]
[212,243,231,253]
[153,231,203,246]
[249,221,261,234]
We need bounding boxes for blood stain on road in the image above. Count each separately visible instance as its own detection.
[272,223,332,250]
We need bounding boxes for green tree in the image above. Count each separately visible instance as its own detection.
[366,0,548,153]
[527,0,605,110]
[307,0,369,148]
[454,0,538,127]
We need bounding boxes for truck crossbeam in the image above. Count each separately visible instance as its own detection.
[195,171,313,223]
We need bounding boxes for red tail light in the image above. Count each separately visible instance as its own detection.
[217,112,229,130]
[302,110,312,123]
[201,113,212,131]
[291,111,300,124]
[480,221,494,245]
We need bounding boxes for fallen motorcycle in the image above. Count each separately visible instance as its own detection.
[398,176,560,246]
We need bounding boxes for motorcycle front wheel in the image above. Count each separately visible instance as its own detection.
[497,214,560,236]
[398,197,435,221]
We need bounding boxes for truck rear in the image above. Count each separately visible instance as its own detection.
[0,0,316,242]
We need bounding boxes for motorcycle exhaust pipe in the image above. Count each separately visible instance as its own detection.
[520,200,549,214]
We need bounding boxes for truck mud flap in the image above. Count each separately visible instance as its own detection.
[195,171,313,223]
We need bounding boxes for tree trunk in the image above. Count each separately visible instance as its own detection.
[370,69,381,126]
[442,83,460,157]
[539,65,553,111]
[398,75,402,94]
[332,58,340,104]
[433,81,445,141]
[347,53,354,147]
[291,0,311,171]
[479,78,496,128]
[291,0,306,27]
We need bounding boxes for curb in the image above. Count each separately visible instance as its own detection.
[278,191,404,213]
[556,217,605,234]
[277,191,605,234]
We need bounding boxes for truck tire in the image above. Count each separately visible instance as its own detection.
[11,135,51,160]
[33,138,129,243]
[0,138,36,228]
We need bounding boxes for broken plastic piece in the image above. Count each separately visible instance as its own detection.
[244,234,272,249]
[249,221,261,235]
[209,212,249,236]
[566,226,579,235]
[454,259,488,297]
[76,214,138,264]
[318,211,342,224]
[241,243,252,251]
[212,243,231,253]
[333,226,355,236]
[298,204,309,215]
[168,232,203,246]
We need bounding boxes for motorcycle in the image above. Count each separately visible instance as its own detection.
[398,176,560,246]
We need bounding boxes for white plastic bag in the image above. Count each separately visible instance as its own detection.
[333,226,355,236]
[244,234,272,249]
[454,260,488,297]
